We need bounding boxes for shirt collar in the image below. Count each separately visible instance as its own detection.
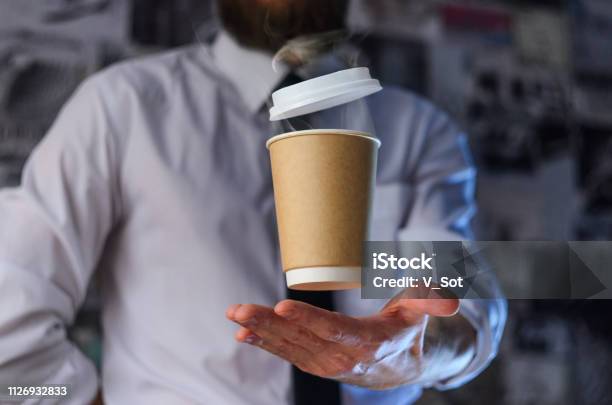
[212,31,288,114]
[212,30,355,115]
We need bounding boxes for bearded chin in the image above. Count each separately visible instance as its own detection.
[217,0,349,54]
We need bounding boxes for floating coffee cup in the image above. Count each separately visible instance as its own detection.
[267,68,382,291]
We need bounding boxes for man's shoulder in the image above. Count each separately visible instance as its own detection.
[374,85,447,122]
[84,45,216,102]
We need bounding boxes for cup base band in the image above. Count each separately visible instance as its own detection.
[285,267,361,291]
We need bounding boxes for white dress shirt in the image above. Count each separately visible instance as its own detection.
[0,31,506,404]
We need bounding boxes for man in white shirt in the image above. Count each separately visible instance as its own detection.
[0,0,506,403]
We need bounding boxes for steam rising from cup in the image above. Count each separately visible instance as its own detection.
[271,30,350,71]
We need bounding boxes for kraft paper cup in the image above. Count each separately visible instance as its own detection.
[266,129,380,291]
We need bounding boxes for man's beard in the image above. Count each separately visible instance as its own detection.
[217,0,349,54]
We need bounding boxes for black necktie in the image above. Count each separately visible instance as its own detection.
[287,289,342,405]
[272,72,342,405]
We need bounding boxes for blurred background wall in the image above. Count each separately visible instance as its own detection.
[0,0,611,404]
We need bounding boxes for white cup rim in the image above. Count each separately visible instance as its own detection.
[266,129,381,149]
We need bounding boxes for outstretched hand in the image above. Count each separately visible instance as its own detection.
[226,292,461,389]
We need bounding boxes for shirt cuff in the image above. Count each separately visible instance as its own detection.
[433,298,506,390]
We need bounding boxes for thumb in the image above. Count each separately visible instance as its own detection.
[382,288,460,320]
[401,298,460,317]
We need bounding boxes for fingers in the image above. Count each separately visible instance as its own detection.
[274,300,365,344]
[227,304,340,377]
[234,326,260,344]
[235,326,322,373]
[410,298,460,317]
[227,304,330,354]
[382,296,460,321]
[259,337,328,376]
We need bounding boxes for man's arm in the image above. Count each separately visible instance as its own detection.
[0,76,121,404]
[396,103,506,389]
[336,99,506,399]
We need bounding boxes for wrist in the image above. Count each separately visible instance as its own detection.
[418,312,477,386]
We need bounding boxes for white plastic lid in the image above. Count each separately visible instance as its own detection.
[269,67,382,121]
